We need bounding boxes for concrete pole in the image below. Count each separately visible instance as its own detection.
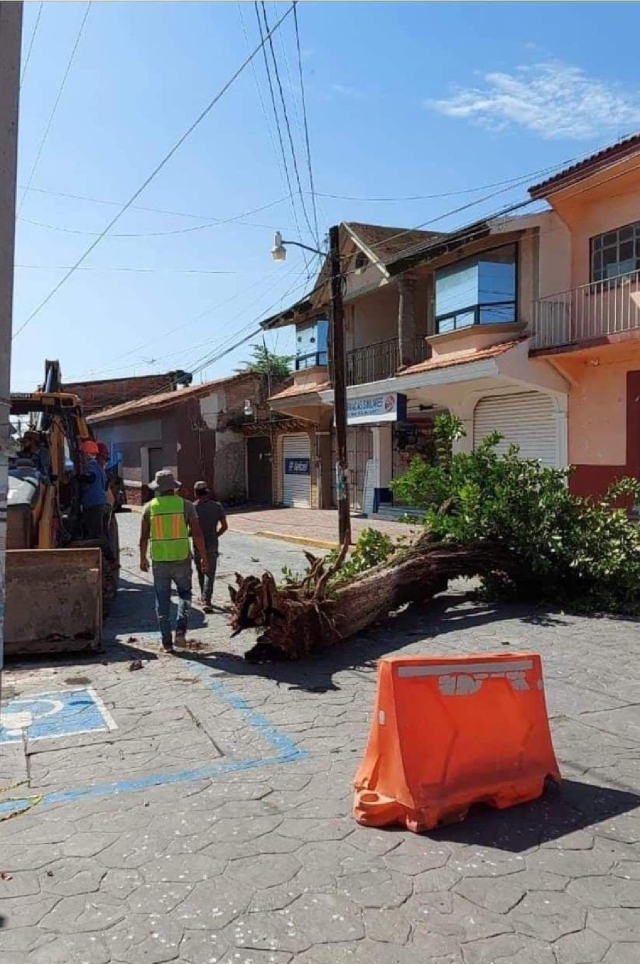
[0,2,22,673]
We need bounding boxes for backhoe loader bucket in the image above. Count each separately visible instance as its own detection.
[4,548,102,656]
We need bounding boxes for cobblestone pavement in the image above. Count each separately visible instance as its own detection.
[0,510,639,963]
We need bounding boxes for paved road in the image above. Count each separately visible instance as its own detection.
[0,510,639,963]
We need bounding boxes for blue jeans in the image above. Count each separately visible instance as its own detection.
[152,559,192,644]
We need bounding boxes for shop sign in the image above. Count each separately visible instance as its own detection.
[347,393,406,426]
[284,458,311,476]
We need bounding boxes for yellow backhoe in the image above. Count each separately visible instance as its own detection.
[5,361,119,656]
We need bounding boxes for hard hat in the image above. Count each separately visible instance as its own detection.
[96,441,109,458]
[80,439,99,455]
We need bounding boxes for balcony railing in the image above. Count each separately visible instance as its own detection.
[532,270,640,350]
[346,336,429,386]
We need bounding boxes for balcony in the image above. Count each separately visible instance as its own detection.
[346,337,429,387]
[532,270,640,351]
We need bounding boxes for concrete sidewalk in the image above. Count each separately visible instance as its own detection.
[0,512,638,964]
[226,506,417,546]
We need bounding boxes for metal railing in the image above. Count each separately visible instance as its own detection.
[346,336,429,386]
[532,270,640,350]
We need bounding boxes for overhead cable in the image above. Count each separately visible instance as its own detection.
[12,2,295,342]
[20,1,44,87]
[260,2,317,249]
[253,0,311,275]
[18,2,92,216]
[293,2,320,246]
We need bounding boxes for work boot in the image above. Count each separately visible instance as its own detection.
[161,638,174,654]
[174,630,186,648]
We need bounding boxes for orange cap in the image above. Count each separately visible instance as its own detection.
[80,439,99,455]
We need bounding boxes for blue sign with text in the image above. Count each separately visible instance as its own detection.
[284,458,311,476]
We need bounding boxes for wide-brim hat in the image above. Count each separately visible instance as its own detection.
[149,469,181,493]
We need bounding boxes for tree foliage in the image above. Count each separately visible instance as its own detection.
[390,413,640,613]
[240,345,292,381]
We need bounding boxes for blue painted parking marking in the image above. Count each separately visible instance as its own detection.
[0,661,306,818]
[0,687,117,745]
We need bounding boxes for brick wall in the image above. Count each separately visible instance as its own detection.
[63,373,173,415]
[176,398,217,501]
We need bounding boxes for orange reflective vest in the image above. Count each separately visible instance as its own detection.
[148,495,190,563]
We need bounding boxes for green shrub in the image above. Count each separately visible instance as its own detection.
[391,413,640,613]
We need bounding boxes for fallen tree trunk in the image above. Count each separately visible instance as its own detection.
[229,536,512,661]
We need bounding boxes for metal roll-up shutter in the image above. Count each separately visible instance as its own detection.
[282,434,312,507]
[473,392,557,468]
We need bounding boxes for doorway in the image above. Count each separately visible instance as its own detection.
[247,436,273,504]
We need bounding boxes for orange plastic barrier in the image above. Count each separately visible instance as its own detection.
[354,652,560,832]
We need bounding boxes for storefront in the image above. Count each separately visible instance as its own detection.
[472,391,558,467]
[329,391,408,513]
[281,433,312,507]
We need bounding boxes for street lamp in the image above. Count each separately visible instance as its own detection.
[271,231,325,261]
[271,227,351,546]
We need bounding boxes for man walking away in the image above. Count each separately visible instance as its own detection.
[192,481,228,612]
[139,470,208,652]
[80,439,116,568]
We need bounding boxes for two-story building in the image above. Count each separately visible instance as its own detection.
[264,135,640,514]
[528,133,640,497]
[263,216,568,513]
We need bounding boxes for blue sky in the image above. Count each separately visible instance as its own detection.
[12,1,640,390]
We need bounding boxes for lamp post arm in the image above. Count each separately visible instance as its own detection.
[280,239,325,256]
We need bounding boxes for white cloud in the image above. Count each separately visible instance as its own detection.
[331,83,363,100]
[429,62,640,140]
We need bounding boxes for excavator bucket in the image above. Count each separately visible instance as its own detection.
[4,548,102,656]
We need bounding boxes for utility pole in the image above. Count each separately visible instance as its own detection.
[0,1,22,675]
[329,224,351,546]
[271,226,351,545]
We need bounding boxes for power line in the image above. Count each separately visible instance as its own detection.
[237,2,289,194]
[338,142,627,266]
[18,184,290,225]
[191,261,314,377]
[309,167,574,203]
[80,261,312,404]
[260,2,317,250]
[17,196,294,238]
[15,264,237,275]
[12,2,296,343]
[20,1,44,88]
[75,257,305,379]
[253,0,310,273]
[293,2,320,247]
[18,2,92,216]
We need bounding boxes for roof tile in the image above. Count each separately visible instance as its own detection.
[401,337,525,376]
[529,132,640,197]
[90,372,252,422]
[269,380,330,401]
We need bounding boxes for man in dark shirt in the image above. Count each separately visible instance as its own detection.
[80,439,115,565]
[192,481,227,611]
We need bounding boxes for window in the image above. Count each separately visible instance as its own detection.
[591,221,640,282]
[295,319,329,370]
[355,252,369,272]
[435,244,517,334]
